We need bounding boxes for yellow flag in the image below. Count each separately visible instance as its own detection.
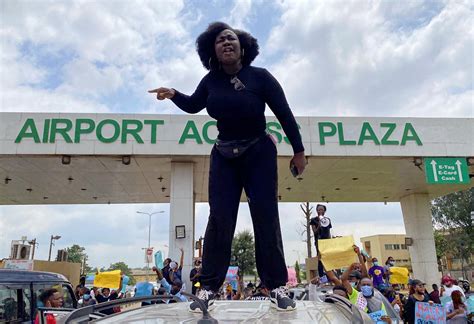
[93,270,121,289]
[319,236,357,270]
[389,267,409,284]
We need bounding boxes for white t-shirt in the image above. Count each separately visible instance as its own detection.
[442,285,465,298]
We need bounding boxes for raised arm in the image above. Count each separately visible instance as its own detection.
[353,245,368,277]
[179,248,184,269]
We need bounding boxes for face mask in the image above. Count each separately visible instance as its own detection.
[83,294,90,300]
[373,262,379,266]
[389,261,395,266]
[361,286,373,297]
[351,282,358,288]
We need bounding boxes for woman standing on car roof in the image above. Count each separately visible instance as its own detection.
[149,21,306,312]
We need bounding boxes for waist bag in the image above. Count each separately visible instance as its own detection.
[215,134,266,159]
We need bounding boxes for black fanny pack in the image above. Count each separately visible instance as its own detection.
[215,134,266,159]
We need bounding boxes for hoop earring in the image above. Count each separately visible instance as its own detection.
[241,48,245,58]
[208,57,213,69]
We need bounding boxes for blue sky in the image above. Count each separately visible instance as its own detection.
[0,0,472,268]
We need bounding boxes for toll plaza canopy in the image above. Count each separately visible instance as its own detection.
[0,113,472,205]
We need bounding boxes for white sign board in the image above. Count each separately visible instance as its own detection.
[4,259,34,270]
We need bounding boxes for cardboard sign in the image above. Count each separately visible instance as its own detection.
[389,267,409,284]
[319,236,356,270]
[225,266,239,291]
[368,310,386,324]
[415,302,446,324]
[93,270,121,289]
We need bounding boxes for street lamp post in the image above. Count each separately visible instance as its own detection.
[137,211,164,280]
[48,235,61,261]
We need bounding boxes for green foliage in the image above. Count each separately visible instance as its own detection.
[108,261,136,285]
[66,244,91,274]
[231,230,256,277]
[295,261,301,284]
[431,188,474,268]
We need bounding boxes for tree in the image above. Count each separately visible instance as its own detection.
[297,202,313,258]
[66,244,91,274]
[295,261,301,284]
[431,187,474,277]
[108,261,136,285]
[231,230,256,278]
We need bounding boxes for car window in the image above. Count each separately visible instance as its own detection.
[34,283,75,309]
[0,284,32,322]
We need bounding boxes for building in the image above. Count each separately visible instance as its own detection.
[361,234,411,269]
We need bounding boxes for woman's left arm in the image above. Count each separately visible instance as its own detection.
[262,69,306,174]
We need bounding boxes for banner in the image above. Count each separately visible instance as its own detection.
[154,251,164,269]
[287,267,297,287]
[93,270,121,289]
[225,266,239,291]
[389,267,409,284]
[415,302,446,324]
[145,248,153,263]
[319,236,356,270]
[4,259,33,270]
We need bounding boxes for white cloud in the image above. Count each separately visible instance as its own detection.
[265,0,472,117]
[227,0,254,29]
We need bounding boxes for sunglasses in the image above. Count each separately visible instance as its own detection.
[230,76,245,91]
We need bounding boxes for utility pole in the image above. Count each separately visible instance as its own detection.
[29,238,37,260]
[137,211,164,281]
[48,235,61,262]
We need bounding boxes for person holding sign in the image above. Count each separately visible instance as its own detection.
[403,279,431,324]
[149,22,305,313]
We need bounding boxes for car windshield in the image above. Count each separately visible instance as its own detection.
[0,284,32,322]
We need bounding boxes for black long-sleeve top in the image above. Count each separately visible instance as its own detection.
[170,65,304,154]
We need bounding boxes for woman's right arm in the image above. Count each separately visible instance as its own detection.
[148,75,209,114]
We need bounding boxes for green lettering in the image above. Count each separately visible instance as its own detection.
[318,122,336,145]
[266,122,283,143]
[380,123,399,145]
[96,119,120,143]
[122,119,144,143]
[74,119,95,143]
[144,120,164,144]
[401,123,422,145]
[42,119,50,143]
[358,122,380,145]
[202,121,217,144]
[337,122,356,145]
[283,123,301,144]
[15,118,40,143]
[179,120,203,144]
[50,119,73,143]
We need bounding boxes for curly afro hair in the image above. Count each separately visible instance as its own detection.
[196,22,259,71]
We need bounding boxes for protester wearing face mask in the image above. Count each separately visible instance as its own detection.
[384,257,395,284]
[368,257,386,290]
[403,279,431,324]
[169,248,185,284]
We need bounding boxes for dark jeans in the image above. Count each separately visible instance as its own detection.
[200,135,287,291]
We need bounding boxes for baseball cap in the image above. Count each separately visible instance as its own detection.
[411,279,425,286]
[349,271,362,280]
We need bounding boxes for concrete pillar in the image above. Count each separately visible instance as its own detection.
[169,162,195,294]
[400,194,439,287]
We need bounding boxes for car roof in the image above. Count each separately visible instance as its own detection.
[0,269,70,283]
[94,300,369,323]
